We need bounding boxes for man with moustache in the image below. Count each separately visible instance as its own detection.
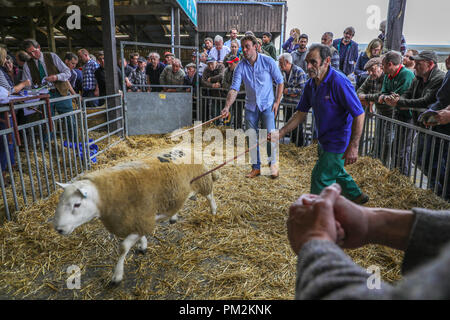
[270,44,368,204]
[333,27,359,76]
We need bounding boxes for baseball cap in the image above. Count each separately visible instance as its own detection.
[410,51,438,64]
[186,63,196,69]
[164,51,175,57]
[263,32,272,39]
[137,56,146,63]
[226,56,239,64]
[206,57,216,63]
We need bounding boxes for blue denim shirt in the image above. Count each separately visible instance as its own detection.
[231,53,284,112]
[296,67,364,154]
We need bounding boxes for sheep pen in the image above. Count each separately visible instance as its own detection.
[0,128,449,300]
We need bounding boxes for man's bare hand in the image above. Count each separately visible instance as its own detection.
[342,144,358,166]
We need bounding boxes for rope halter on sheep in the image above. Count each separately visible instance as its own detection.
[190,137,269,184]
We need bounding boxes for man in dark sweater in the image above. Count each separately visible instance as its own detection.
[289,183,450,299]
[146,52,165,92]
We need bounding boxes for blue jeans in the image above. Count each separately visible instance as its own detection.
[245,106,277,170]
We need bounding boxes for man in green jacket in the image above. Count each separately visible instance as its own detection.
[365,51,415,173]
[261,32,277,60]
[384,51,445,124]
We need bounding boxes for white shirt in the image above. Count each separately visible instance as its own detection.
[208,46,231,63]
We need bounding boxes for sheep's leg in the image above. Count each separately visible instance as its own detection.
[207,192,217,215]
[155,214,168,222]
[111,233,140,284]
[137,236,147,254]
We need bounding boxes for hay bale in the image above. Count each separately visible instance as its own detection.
[0,129,448,299]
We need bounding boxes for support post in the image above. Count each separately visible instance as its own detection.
[171,7,175,55]
[175,7,181,58]
[385,0,407,52]
[101,0,121,131]
[47,6,56,52]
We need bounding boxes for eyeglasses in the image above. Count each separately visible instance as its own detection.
[27,48,39,54]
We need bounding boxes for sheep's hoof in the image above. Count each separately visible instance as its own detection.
[109,278,122,287]
[169,218,178,224]
[136,248,147,255]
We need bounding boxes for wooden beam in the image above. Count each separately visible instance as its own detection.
[47,5,56,52]
[385,0,407,52]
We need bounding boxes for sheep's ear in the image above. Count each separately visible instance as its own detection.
[56,182,70,189]
[77,187,88,198]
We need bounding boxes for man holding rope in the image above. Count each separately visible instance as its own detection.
[221,35,284,179]
[270,44,369,204]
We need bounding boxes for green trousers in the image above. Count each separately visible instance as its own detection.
[310,145,362,200]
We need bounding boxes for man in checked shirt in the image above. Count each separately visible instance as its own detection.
[129,57,149,92]
[78,48,99,107]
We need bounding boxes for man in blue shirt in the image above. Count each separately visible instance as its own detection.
[221,35,284,179]
[270,44,369,204]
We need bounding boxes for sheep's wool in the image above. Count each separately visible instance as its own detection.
[82,160,217,238]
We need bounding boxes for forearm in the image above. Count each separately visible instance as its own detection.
[275,83,284,104]
[13,81,27,94]
[224,89,238,109]
[366,208,415,251]
[280,111,306,136]
[349,113,364,147]
[296,239,392,299]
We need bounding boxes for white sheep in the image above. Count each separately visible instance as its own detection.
[53,160,219,284]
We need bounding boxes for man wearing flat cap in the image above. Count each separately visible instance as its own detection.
[357,57,384,112]
[384,51,445,122]
[129,56,148,92]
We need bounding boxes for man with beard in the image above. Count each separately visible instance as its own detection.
[270,44,368,204]
[333,27,359,76]
[221,35,284,179]
[291,34,309,73]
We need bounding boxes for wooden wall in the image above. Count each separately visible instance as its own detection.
[198,4,283,33]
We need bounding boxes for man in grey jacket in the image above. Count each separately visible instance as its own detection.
[288,183,450,299]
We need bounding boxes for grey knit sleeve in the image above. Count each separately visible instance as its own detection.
[295,239,393,299]
[402,208,450,274]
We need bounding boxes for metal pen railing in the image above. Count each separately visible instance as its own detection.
[1,93,125,221]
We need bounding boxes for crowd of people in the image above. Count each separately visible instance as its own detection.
[0,18,450,300]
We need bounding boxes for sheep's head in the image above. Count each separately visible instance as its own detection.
[53,180,99,235]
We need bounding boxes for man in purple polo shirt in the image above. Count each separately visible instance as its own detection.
[270,44,369,204]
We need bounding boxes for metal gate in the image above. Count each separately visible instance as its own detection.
[120,41,199,135]
[0,93,125,222]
